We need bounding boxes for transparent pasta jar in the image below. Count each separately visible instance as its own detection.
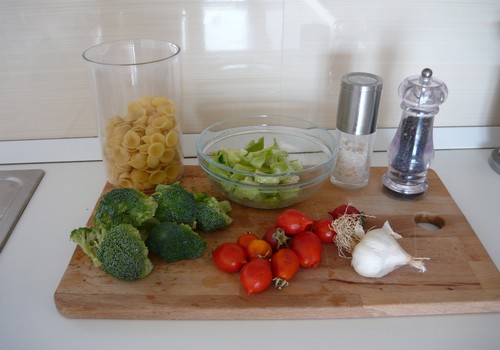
[83,39,184,191]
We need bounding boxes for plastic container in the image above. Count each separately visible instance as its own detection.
[330,72,383,189]
[83,39,183,191]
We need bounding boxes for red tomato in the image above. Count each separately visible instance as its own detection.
[328,204,362,221]
[313,216,336,243]
[275,209,314,235]
[262,226,289,252]
[240,258,273,295]
[247,239,272,259]
[290,231,323,268]
[271,248,300,289]
[236,233,258,251]
[212,242,247,273]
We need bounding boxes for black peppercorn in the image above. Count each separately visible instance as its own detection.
[391,114,434,174]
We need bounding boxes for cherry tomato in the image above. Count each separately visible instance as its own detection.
[313,216,336,243]
[236,233,259,251]
[262,226,289,252]
[247,239,272,259]
[328,204,362,221]
[290,231,323,268]
[275,209,314,235]
[212,242,247,273]
[240,258,273,295]
[271,248,300,289]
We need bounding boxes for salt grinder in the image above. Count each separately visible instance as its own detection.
[382,68,448,195]
[330,72,383,189]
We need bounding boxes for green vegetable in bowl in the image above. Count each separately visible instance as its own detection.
[212,137,302,182]
[208,137,303,205]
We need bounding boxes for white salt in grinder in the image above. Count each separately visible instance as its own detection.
[330,72,383,189]
[382,68,448,195]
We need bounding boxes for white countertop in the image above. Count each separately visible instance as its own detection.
[1,149,499,350]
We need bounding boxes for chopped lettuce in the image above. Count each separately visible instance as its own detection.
[210,137,303,207]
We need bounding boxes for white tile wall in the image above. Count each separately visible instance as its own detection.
[0,0,499,141]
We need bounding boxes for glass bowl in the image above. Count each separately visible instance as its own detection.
[196,115,337,209]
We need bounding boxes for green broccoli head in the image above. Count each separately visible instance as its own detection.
[137,217,160,241]
[152,183,197,228]
[70,226,103,267]
[93,187,158,231]
[96,223,153,281]
[145,221,206,263]
[194,192,233,232]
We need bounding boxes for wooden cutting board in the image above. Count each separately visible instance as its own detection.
[54,166,500,319]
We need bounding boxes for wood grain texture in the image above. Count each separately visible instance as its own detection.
[54,166,500,319]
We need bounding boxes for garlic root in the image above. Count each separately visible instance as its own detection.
[331,213,366,258]
[407,257,429,273]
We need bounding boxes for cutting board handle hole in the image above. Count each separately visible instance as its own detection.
[414,212,445,231]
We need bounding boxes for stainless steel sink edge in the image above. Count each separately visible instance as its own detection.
[0,169,45,253]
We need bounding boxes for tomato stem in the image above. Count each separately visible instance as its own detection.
[272,228,289,250]
[272,277,289,290]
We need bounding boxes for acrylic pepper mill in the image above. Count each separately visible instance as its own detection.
[382,68,448,195]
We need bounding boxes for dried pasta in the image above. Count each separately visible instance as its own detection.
[102,96,183,190]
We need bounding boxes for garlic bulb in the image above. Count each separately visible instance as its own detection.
[351,221,429,278]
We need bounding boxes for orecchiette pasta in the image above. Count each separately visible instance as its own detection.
[150,132,165,145]
[122,130,141,149]
[165,129,178,147]
[102,96,183,190]
[148,170,167,185]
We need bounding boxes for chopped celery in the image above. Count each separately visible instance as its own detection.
[209,137,303,206]
[254,172,281,185]
[245,137,265,152]
[233,163,255,173]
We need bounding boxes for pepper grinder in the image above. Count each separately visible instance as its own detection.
[382,68,448,195]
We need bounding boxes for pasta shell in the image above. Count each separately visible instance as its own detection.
[165,129,178,147]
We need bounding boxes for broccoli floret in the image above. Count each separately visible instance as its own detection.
[96,224,153,281]
[152,183,196,228]
[194,192,233,232]
[70,223,153,280]
[145,222,206,263]
[137,217,160,241]
[70,226,103,267]
[93,187,158,230]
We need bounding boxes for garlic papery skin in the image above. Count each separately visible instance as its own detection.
[351,221,429,278]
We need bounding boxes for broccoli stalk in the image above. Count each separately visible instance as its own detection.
[146,222,206,263]
[153,183,197,228]
[69,226,103,267]
[194,192,233,232]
